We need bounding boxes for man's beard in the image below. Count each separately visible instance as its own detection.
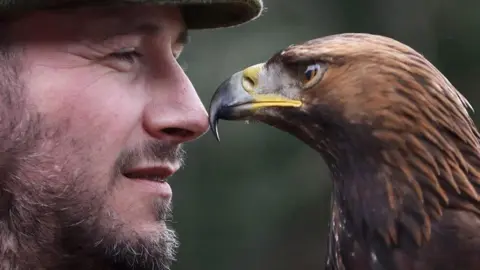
[51,141,183,270]
[0,51,181,270]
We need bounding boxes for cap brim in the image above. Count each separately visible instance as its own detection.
[0,0,263,29]
[179,1,263,29]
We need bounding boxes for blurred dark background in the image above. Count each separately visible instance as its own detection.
[171,0,480,269]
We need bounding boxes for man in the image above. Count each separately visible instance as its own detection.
[0,0,263,269]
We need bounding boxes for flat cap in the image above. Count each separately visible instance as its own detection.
[0,0,264,29]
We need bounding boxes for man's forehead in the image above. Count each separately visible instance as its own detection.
[92,18,188,43]
[14,4,187,44]
[78,6,188,40]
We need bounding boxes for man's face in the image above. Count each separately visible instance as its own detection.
[2,4,208,269]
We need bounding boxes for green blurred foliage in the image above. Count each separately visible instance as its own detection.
[171,0,480,269]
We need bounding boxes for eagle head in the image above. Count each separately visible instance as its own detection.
[210,33,474,151]
[209,33,480,267]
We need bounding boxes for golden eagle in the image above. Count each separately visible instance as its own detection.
[208,33,480,270]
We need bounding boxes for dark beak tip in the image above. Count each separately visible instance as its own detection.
[210,120,221,142]
[208,72,246,143]
[208,109,221,143]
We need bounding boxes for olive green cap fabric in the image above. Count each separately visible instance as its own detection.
[0,0,264,29]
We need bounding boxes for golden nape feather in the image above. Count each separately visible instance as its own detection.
[208,33,480,270]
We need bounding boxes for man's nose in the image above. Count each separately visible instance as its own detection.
[143,64,209,144]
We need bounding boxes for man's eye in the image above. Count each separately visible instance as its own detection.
[108,49,143,63]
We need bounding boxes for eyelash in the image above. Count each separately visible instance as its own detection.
[107,49,187,71]
[109,50,143,63]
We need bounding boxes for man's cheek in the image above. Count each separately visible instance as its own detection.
[31,75,142,137]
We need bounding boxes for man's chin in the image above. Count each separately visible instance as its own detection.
[130,219,172,241]
[59,192,179,270]
[100,226,179,270]
[84,211,179,270]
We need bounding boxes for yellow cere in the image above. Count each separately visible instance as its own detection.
[241,63,264,94]
[241,63,302,109]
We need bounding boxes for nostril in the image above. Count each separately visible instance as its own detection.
[242,76,255,91]
[162,127,195,138]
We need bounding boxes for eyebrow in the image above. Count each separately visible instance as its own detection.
[177,29,190,46]
[107,21,190,46]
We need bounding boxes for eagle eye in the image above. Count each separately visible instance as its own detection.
[302,63,323,88]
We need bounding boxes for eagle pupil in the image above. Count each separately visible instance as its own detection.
[305,66,318,82]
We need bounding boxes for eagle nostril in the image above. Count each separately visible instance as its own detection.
[242,76,256,91]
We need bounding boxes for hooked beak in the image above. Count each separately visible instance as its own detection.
[208,63,302,141]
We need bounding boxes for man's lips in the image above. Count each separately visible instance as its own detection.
[122,164,178,198]
[123,166,175,182]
